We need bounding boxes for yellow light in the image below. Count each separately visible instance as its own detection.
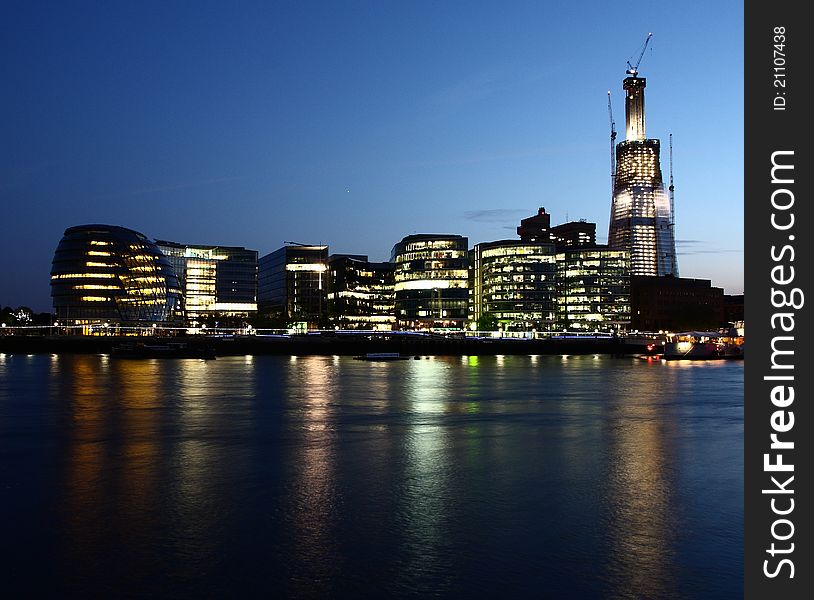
[285,263,327,272]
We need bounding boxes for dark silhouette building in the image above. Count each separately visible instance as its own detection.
[517,207,552,242]
[630,276,724,331]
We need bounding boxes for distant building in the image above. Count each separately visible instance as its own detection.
[391,234,469,329]
[518,208,597,250]
[51,224,182,327]
[327,254,395,330]
[517,207,552,242]
[258,244,328,328]
[471,240,558,331]
[556,246,631,332]
[630,276,724,331]
[608,72,678,276]
[550,220,596,249]
[723,294,744,324]
[156,241,258,322]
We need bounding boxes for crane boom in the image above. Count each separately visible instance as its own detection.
[626,32,653,76]
[608,91,617,194]
[668,133,675,228]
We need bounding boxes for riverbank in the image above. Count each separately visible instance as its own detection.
[0,333,658,357]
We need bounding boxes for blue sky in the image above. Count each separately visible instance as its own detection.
[1,1,743,311]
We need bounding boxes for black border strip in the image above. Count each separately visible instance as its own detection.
[745,2,811,597]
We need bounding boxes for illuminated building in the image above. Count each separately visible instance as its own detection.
[630,275,724,331]
[556,246,631,331]
[327,255,395,330]
[517,208,596,250]
[50,224,182,324]
[608,74,678,276]
[155,241,258,321]
[390,234,468,329]
[258,244,328,328]
[550,220,596,249]
[471,240,557,330]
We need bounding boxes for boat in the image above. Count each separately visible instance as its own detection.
[662,331,744,360]
[353,352,414,361]
[111,341,216,359]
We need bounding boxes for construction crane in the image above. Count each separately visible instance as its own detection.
[668,133,679,276]
[668,133,675,230]
[607,91,617,196]
[626,32,653,76]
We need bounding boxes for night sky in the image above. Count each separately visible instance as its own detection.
[2,1,743,311]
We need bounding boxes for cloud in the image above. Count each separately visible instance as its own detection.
[677,249,743,256]
[463,209,528,223]
[98,176,245,200]
[674,239,743,256]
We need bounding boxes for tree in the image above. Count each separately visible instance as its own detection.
[476,313,499,331]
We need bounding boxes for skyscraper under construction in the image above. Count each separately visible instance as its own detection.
[608,60,678,277]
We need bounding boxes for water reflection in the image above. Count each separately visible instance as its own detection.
[284,357,340,597]
[603,366,680,599]
[397,359,454,592]
[0,355,742,597]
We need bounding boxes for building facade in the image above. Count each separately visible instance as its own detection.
[517,207,552,242]
[608,74,678,277]
[50,224,182,325]
[327,254,395,330]
[258,244,329,328]
[391,234,469,329]
[556,246,631,332]
[156,241,258,323]
[630,275,724,331]
[550,220,596,249]
[471,240,558,331]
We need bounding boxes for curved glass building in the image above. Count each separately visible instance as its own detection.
[51,225,182,324]
[472,240,557,331]
[391,234,469,329]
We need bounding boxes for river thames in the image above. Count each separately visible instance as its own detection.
[0,353,742,598]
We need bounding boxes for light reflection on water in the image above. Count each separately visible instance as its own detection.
[0,354,742,598]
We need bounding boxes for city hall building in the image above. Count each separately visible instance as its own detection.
[50,224,182,327]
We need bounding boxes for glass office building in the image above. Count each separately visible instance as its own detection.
[258,244,329,328]
[556,246,631,332]
[327,254,395,330]
[50,224,182,325]
[472,240,558,331]
[391,234,469,329]
[155,241,258,322]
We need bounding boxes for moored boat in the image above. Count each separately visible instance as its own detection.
[111,341,216,359]
[353,352,414,361]
[663,332,744,360]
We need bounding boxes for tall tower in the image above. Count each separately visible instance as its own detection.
[608,74,678,277]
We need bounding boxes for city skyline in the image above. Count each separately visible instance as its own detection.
[2,1,744,311]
